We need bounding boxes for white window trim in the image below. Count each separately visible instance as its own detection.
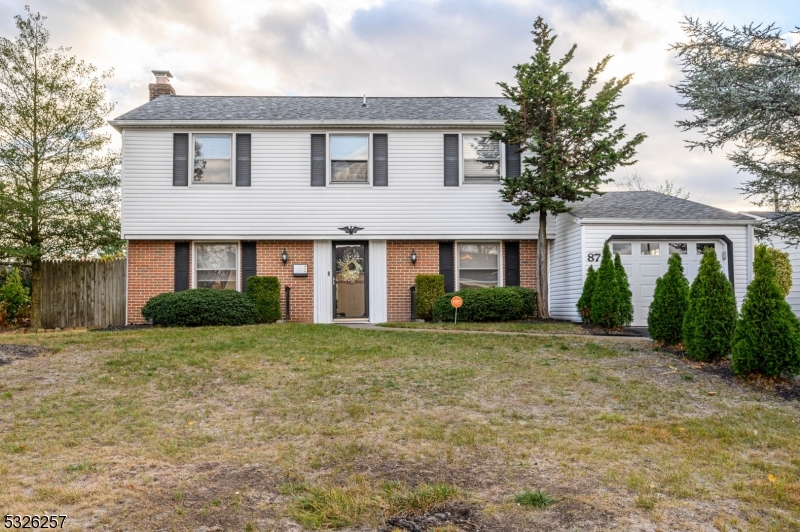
[460,132,504,185]
[455,241,503,290]
[187,131,236,187]
[327,132,373,186]
[192,241,241,291]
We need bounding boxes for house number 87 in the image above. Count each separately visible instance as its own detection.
[587,253,601,262]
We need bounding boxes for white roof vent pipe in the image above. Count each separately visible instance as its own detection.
[362,95,367,108]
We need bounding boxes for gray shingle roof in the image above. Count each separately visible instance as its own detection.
[568,191,753,221]
[113,96,510,122]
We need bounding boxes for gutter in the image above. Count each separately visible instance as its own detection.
[577,218,754,226]
[107,119,505,132]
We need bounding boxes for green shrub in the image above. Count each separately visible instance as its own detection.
[731,245,800,377]
[141,288,259,327]
[590,243,622,328]
[576,265,596,323]
[0,268,30,322]
[505,286,537,318]
[246,276,281,323]
[415,274,445,320]
[431,287,525,322]
[514,489,553,508]
[614,253,633,326]
[682,249,738,361]
[766,247,792,297]
[647,254,690,345]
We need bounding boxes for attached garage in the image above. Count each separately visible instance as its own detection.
[550,192,755,326]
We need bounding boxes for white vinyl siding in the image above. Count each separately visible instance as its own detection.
[313,240,333,323]
[549,213,583,322]
[120,129,542,240]
[368,240,388,323]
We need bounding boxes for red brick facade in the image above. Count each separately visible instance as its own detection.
[386,241,440,322]
[127,240,185,324]
[255,241,314,322]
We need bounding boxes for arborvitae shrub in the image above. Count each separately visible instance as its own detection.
[505,286,537,318]
[431,287,528,322]
[576,265,596,322]
[682,249,738,361]
[415,274,445,320]
[246,276,282,323]
[590,243,621,328]
[766,247,792,297]
[142,289,259,327]
[0,268,30,322]
[732,245,800,377]
[614,253,633,327]
[647,254,690,345]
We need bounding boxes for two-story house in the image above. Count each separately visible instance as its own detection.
[110,72,755,326]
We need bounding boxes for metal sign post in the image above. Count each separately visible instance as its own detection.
[451,296,463,325]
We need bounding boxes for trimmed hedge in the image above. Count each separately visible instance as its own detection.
[141,288,259,327]
[732,245,800,377]
[247,276,281,323]
[506,286,537,318]
[766,247,793,297]
[415,274,445,320]
[682,248,737,361]
[431,287,532,322]
[647,253,690,345]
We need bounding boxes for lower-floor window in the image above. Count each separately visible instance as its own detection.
[458,242,500,288]
[195,243,238,290]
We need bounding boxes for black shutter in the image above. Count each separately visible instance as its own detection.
[241,241,257,292]
[373,134,388,186]
[311,134,326,186]
[504,242,521,286]
[174,242,190,292]
[236,134,251,187]
[443,134,459,186]
[505,143,521,178]
[439,242,455,293]
[173,133,189,186]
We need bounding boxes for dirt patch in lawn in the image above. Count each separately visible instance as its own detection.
[0,343,50,366]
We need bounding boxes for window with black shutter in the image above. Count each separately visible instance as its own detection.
[236,134,251,186]
[311,134,326,186]
[505,143,521,178]
[439,242,455,293]
[504,242,521,286]
[443,134,459,186]
[174,242,190,291]
[373,134,388,186]
[173,133,189,186]
[241,241,257,292]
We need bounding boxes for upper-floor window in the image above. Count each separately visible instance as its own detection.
[194,135,232,184]
[331,134,369,183]
[463,135,500,182]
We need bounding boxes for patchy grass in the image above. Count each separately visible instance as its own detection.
[514,489,554,508]
[377,320,586,334]
[0,324,799,531]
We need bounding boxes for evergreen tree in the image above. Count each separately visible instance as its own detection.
[682,249,738,361]
[492,17,645,318]
[647,254,690,345]
[766,247,792,297]
[732,245,800,377]
[576,265,596,322]
[614,253,633,326]
[590,243,621,328]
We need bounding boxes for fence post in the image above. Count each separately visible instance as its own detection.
[284,285,291,321]
[410,285,416,321]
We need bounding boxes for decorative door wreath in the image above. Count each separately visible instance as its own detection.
[336,249,364,283]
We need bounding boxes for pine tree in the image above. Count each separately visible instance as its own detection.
[590,243,621,328]
[731,245,800,377]
[647,254,690,345]
[576,265,596,322]
[682,249,738,361]
[614,253,633,326]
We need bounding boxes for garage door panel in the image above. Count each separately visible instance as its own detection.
[641,264,662,277]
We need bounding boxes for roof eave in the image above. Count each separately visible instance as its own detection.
[107,119,505,130]
[575,218,753,225]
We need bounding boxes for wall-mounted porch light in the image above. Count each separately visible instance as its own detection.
[410,249,418,266]
[281,249,289,265]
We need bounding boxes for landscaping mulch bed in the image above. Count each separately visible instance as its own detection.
[0,344,50,366]
[657,344,800,401]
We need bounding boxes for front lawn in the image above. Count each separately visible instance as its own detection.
[0,325,798,531]
[378,320,586,335]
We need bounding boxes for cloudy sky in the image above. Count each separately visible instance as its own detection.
[0,0,795,211]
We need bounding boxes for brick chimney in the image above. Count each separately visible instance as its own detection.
[148,70,175,101]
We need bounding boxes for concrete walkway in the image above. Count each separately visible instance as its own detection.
[338,323,654,342]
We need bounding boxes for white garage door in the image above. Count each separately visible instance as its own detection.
[610,240,728,326]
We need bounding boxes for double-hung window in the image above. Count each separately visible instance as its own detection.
[195,243,238,290]
[330,135,369,183]
[193,135,232,184]
[458,243,500,288]
[463,135,500,182]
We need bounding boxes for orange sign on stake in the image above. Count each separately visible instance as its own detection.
[451,296,463,324]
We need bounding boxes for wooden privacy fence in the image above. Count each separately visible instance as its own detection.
[41,259,126,329]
